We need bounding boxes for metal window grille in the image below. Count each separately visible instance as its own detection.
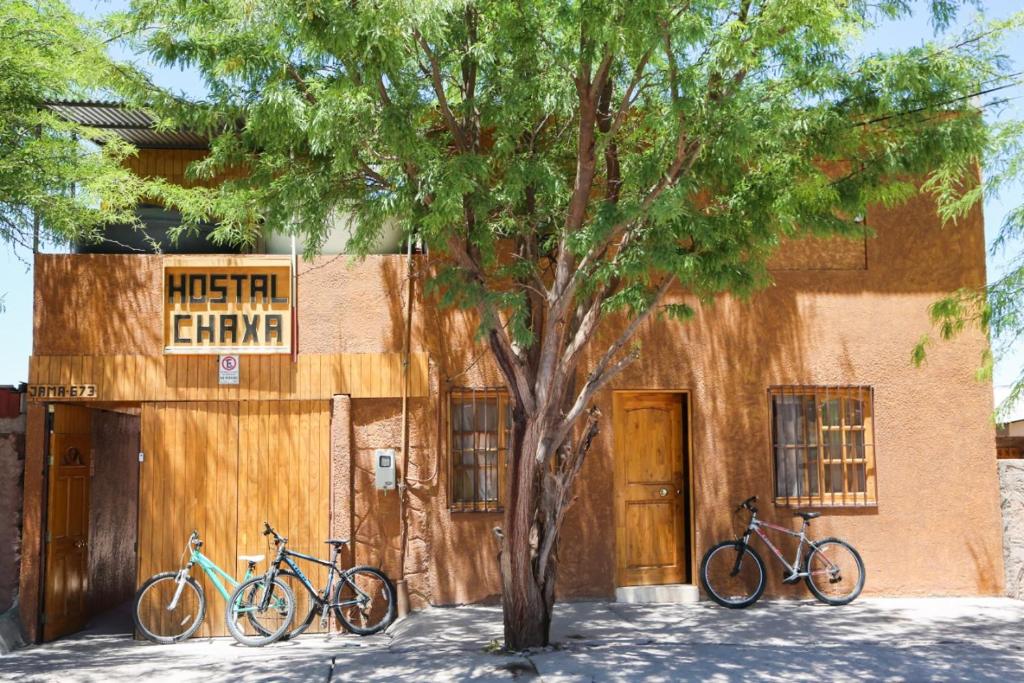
[448,387,510,512]
[769,385,877,507]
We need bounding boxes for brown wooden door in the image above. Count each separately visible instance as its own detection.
[613,392,688,587]
[136,401,329,637]
[43,405,92,641]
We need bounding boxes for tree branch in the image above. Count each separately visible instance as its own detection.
[413,29,469,151]
[555,275,676,441]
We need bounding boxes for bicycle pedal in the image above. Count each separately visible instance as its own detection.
[782,573,802,584]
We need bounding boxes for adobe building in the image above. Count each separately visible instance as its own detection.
[17,103,1006,642]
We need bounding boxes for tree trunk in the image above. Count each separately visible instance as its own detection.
[498,414,549,649]
[497,406,597,650]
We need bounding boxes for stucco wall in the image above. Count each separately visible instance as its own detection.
[28,186,1004,607]
[0,414,25,613]
[88,410,140,616]
[999,460,1024,600]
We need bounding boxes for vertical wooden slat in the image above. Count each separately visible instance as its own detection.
[237,403,254,560]
[146,356,161,402]
[370,353,383,398]
[35,356,50,386]
[384,353,400,397]
[313,401,325,618]
[337,354,351,395]
[79,356,94,393]
[262,355,273,401]
[308,355,320,399]
[280,355,294,398]
[360,354,371,397]
[57,356,72,391]
[268,403,282,534]
[68,356,82,387]
[414,353,429,397]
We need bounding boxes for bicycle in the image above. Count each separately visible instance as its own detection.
[133,530,268,643]
[226,522,396,647]
[699,496,865,608]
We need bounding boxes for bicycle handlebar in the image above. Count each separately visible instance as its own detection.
[735,496,758,513]
[263,521,287,545]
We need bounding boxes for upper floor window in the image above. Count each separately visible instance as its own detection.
[770,386,877,506]
[449,388,510,512]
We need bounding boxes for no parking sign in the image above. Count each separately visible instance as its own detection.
[219,354,240,385]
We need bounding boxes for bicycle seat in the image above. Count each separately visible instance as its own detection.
[238,554,265,563]
[324,538,350,546]
[793,511,821,521]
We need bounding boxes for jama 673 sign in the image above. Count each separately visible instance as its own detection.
[164,257,292,354]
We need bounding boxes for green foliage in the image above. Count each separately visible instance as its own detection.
[112,1,1007,323]
[0,0,154,257]
[104,0,1018,646]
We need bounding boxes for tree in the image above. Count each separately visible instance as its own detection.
[0,0,149,260]
[115,0,1008,648]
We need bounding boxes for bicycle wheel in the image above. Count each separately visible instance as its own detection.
[804,537,865,605]
[700,541,766,608]
[226,575,295,646]
[133,571,206,643]
[269,571,318,640]
[332,566,396,635]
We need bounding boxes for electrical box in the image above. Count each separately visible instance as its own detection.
[374,448,396,490]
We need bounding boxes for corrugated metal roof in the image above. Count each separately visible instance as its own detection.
[45,100,208,149]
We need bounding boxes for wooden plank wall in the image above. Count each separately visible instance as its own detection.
[138,402,239,638]
[137,401,329,638]
[237,401,331,634]
[27,353,429,402]
[124,149,246,188]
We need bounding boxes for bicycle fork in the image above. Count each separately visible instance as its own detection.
[167,566,192,611]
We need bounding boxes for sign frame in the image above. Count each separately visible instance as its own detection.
[162,256,293,355]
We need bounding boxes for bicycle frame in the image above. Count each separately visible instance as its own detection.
[257,538,375,624]
[167,536,257,611]
[737,511,834,580]
[186,549,254,600]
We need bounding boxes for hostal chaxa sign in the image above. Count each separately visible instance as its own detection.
[163,257,292,354]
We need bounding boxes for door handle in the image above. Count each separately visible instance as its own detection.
[659,487,668,497]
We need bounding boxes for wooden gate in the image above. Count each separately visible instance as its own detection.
[43,405,93,641]
[138,400,329,637]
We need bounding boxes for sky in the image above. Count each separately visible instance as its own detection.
[1,0,1022,418]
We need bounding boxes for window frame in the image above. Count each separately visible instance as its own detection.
[447,388,510,513]
[768,385,878,508]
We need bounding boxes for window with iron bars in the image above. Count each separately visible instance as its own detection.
[448,388,511,512]
[769,386,877,506]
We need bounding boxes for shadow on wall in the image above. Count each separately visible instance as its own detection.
[34,255,163,355]
[88,409,140,618]
[999,460,1024,599]
[333,187,992,605]
[0,431,24,614]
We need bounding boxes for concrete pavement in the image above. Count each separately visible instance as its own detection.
[1,598,1022,681]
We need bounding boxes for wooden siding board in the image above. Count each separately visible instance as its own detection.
[26,353,429,401]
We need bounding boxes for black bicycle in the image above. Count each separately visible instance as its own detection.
[226,522,396,646]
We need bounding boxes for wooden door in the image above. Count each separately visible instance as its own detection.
[138,402,238,638]
[43,405,92,641]
[137,401,329,637]
[613,393,688,587]
[236,401,331,633]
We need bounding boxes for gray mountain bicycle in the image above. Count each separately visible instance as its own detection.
[700,496,865,608]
